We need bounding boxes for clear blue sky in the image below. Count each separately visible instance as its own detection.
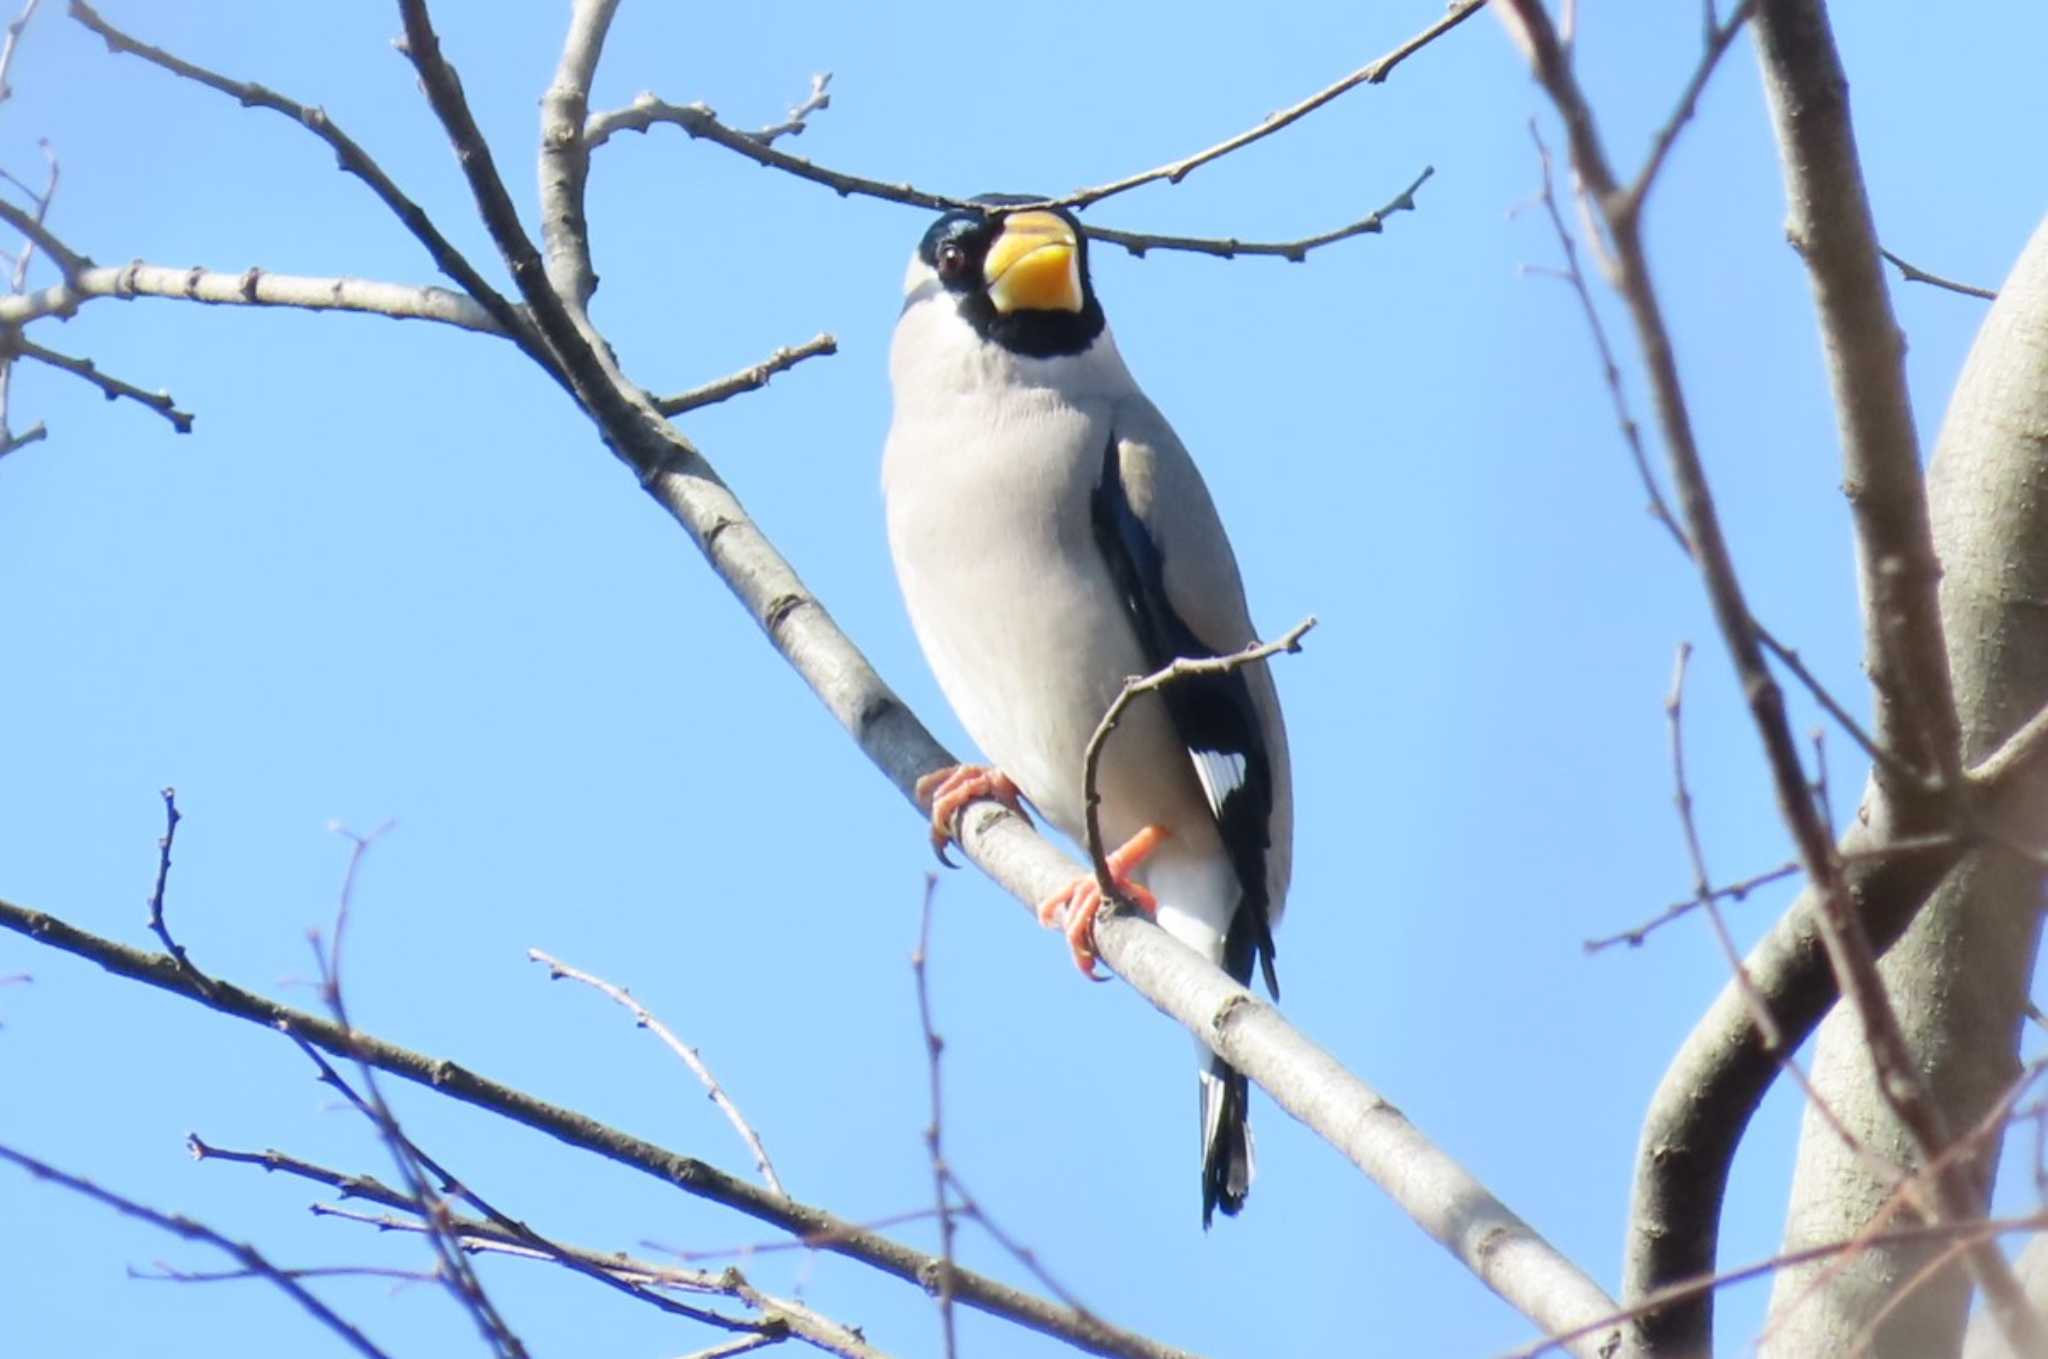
[4,4,2044,1356]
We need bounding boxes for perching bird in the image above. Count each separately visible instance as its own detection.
[882,197,1292,1227]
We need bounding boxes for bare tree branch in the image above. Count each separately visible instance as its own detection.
[529,948,788,1199]
[0,1142,393,1359]
[0,897,1196,1359]
[1752,0,1963,810]
[910,881,958,1359]
[1061,0,1485,209]
[0,0,43,103]
[655,333,837,418]
[583,92,1434,264]
[1880,247,1996,302]
[7,332,190,431]
[0,260,501,332]
[1497,3,2040,1354]
[69,0,543,364]
[749,72,831,147]
[191,1139,888,1358]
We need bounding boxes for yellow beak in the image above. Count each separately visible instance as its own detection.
[983,210,1083,315]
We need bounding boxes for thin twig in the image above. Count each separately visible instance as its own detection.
[310,822,529,1359]
[0,195,83,280]
[1524,122,1689,554]
[192,1135,788,1338]
[529,947,788,1198]
[585,92,1433,265]
[941,1167,1095,1320]
[132,1262,438,1287]
[1755,620,1929,793]
[0,1143,392,1359]
[0,0,42,102]
[1085,167,1433,262]
[0,898,1192,1359]
[1625,1,1756,211]
[68,0,546,368]
[142,787,210,989]
[1665,643,1782,1049]
[1584,861,1800,952]
[748,72,831,146]
[9,333,190,431]
[1060,0,1484,209]
[1081,619,1314,906]
[655,333,837,418]
[910,879,957,1359]
[1879,247,1996,302]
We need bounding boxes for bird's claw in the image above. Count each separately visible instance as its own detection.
[915,764,1028,867]
[1035,825,1166,980]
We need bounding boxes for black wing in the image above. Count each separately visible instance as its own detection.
[1089,434,1279,998]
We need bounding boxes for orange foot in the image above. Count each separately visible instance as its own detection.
[915,764,1029,866]
[1036,825,1167,982]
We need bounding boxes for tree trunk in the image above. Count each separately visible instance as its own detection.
[1764,214,2048,1356]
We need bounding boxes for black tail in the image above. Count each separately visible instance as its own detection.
[1199,1059,1253,1229]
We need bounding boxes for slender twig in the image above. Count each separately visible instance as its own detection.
[910,879,957,1359]
[0,899,1193,1359]
[1665,644,1782,1049]
[192,1134,781,1336]
[1080,619,1314,905]
[529,948,787,1198]
[68,0,545,368]
[748,72,831,146]
[8,333,190,431]
[142,787,209,986]
[1086,167,1433,262]
[0,0,42,102]
[1624,1,1756,211]
[0,194,84,280]
[309,823,530,1359]
[294,1190,890,1358]
[1584,861,1801,952]
[1524,123,1689,554]
[1754,620,1928,792]
[655,334,837,418]
[586,93,1433,264]
[132,1263,438,1287]
[0,137,55,456]
[0,1143,393,1359]
[1060,0,1485,209]
[676,1337,782,1359]
[941,1167,1094,1320]
[1878,247,1996,301]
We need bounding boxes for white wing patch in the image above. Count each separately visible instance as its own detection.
[1189,748,1248,820]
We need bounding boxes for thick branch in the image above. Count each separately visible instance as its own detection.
[536,0,618,309]
[1499,3,2037,1353]
[0,262,503,332]
[1753,0,1962,806]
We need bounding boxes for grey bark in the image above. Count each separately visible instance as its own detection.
[1763,216,2048,1356]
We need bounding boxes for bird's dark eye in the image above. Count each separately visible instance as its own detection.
[936,240,967,280]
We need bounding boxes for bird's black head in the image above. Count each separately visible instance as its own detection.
[916,195,1106,359]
